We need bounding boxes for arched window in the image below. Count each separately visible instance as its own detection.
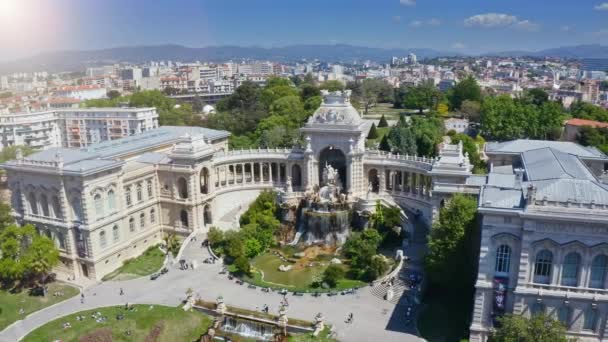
[107,190,116,212]
[56,232,66,250]
[140,212,145,229]
[147,180,153,198]
[534,250,553,284]
[557,306,571,328]
[590,255,607,289]
[561,252,581,287]
[129,217,135,232]
[40,194,50,216]
[52,196,62,219]
[71,197,82,221]
[583,308,598,331]
[28,192,38,215]
[177,178,188,199]
[180,209,189,228]
[137,183,143,202]
[94,194,103,219]
[99,230,107,249]
[495,245,512,275]
[150,208,156,224]
[125,187,132,206]
[200,168,209,194]
[530,302,545,316]
[112,225,119,242]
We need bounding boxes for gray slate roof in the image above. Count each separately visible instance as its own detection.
[3,126,229,174]
[485,139,606,158]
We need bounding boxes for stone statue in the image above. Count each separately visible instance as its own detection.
[313,312,325,337]
[286,176,293,193]
[367,181,373,199]
[322,163,338,186]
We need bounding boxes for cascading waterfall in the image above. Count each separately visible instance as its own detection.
[221,316,276,340]
[302,208,350,245]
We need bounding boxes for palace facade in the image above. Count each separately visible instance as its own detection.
[2,90,471,281]
[470,140,608,342]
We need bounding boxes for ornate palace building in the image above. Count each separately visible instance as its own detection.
[1,90,471,281]
[6,90,607,341]
[470,140,608,342]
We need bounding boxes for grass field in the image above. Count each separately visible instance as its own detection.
[363,103,416,120]
[23,304,213,342]
[243,251,366,292]
[102,245,165,281]
[0,282,79,331]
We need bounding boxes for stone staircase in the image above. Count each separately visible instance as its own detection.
[370,268,410,305]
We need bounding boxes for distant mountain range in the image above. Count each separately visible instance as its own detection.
[1,44,607,73]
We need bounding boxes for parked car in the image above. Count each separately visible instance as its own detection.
[150,273,160,280]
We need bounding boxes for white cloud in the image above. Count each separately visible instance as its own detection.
[594,3,608,10]
[452,42,466,49]
[464,13,539,31]
[409,18,440,28]
[514,20,540,31]
[427,18,441,26]
[400,0,416,6]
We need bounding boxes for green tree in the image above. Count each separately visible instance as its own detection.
[378,114,389,128]
[322,264,345,288]
[0,145,36,163]
[402,81,443,114]
[426,194,478,290]
[0,203,14,232]
[207,227,225,247]
[459,100,481,122]
[299,83,321,101]
[387,125,417,155]
[319,80,345,92]
[0,224,59,287]
[343,229,383,280]
[367,123,379,139]
[489,313,568,342]
[570,100,608,122]
[106,90,121,100]
[524,88,549,106]
[234,256,251,276]
[448,75,482,110]
[378,134,391,152]
[367,255,389,279]
[450,133,486,173]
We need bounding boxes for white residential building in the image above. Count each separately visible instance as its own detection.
[0,108,159,149]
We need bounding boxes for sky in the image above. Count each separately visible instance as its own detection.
[0,0,607,61]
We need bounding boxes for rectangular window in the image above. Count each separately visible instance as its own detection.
[147,180,153,198]
[125,188,131,206]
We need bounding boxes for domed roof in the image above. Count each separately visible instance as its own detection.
[306,90,361,127]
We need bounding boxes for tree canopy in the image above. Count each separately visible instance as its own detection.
[400,81,443,114]
[448,76,482,110]
[489,313,568,342]
[0,224,60,287]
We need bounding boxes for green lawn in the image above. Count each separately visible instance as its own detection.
[288,327,336,342]
[362,103,412,120]
[102,245,165,281]
[242,252,366,292]
[0,282,79,331]
[23,304,212,342]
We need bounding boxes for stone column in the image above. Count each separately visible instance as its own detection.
[379,168,386,193]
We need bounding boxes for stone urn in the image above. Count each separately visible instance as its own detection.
[313,312,325,337]
[216,296,227,316]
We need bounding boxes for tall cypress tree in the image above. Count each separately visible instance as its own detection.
[378,114,389,128]
[367,123,379,139]
[379,134,391,152]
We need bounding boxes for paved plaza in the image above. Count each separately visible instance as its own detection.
[1,232,426,342]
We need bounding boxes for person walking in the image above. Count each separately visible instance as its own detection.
[120,288,124,296]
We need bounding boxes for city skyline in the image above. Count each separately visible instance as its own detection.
[1,0,607,62]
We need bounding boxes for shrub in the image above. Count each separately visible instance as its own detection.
[234,256,251,276]
[378,114,389,128]
[367,123,379,139]
[322,265,345,288]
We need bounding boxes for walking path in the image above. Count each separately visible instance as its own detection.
[1,231,427,342]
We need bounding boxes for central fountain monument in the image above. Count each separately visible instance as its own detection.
[287,162,352,246]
